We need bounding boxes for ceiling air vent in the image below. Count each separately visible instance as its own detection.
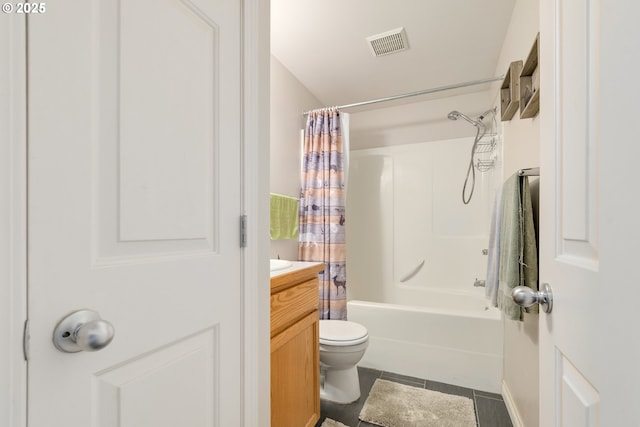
[366,27,409,57]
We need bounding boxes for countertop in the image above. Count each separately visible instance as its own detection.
[270,260,324,278]
[270,261,324,294]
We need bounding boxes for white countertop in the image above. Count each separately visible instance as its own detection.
[269,260,324,278]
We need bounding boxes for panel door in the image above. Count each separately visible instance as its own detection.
[27,1,243,426]
[539,0,640,425]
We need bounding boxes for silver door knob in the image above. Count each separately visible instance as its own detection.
[53,310,115,353]
[511,283,553,313]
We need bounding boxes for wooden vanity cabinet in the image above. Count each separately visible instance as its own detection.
[270,264,323,427]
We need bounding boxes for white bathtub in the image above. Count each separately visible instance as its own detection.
[348,290,503,393]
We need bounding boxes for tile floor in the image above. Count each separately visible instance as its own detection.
[315,367,513,427]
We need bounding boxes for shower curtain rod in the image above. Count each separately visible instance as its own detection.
[302,75,504,115]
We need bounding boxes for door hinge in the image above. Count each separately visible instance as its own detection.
[23,319,30,362]
[240,214,247,248]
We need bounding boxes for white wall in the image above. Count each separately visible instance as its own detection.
[493,1,540,426]
[269,56,322,260]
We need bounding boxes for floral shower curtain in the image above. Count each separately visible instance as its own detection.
[299,109,347,320]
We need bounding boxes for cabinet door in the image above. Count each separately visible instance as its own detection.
[271,310,320,427]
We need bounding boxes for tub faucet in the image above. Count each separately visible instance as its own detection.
[473,278,486,287]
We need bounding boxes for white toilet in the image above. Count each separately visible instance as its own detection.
[319,320,369,403]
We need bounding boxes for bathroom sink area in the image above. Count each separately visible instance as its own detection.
[270,262,324,426]
[270,259,293,272]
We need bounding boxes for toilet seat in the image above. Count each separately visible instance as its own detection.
[319,320,368,346]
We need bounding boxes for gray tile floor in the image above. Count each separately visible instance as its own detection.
[315,367,513,427]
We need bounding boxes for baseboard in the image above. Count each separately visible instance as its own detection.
[501,380,524,427]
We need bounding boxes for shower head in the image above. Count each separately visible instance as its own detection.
[447,110,483,128]
[447,111,461,120]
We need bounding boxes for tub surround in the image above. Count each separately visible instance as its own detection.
[345,138,503,394]
[270,261,323,427]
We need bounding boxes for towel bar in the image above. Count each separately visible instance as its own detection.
[518,167,540,176]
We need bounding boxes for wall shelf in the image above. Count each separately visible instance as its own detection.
[519,33,540,119]
[500,60,523,121]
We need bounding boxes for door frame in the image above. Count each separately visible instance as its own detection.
[0,13,27,427]
[0,0,271,425]
[240,0,271,424]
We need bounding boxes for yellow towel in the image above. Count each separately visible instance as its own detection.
[270,193,299,240]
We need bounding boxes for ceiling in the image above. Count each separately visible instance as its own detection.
[271,0,517,110]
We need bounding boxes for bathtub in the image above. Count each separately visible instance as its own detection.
[348,289,503,393]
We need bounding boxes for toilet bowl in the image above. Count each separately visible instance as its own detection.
[319,320,369,403]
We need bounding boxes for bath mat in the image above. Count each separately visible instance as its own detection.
[321,418,350,427]
[359,379,476,427]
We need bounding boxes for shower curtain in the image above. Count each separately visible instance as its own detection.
[299,109,349,320]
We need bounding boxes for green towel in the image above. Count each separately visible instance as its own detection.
[497,174,538,320]
[270,193,299,240]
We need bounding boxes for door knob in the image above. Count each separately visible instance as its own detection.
[53,310,115,353]
[511,283,553,313]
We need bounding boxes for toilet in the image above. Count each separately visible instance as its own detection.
[319,320,369,403]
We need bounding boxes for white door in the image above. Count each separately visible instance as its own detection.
[27,1,244,425]
[539,0,640,425]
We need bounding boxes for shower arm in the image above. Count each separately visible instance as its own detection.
[477,107,497,121]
